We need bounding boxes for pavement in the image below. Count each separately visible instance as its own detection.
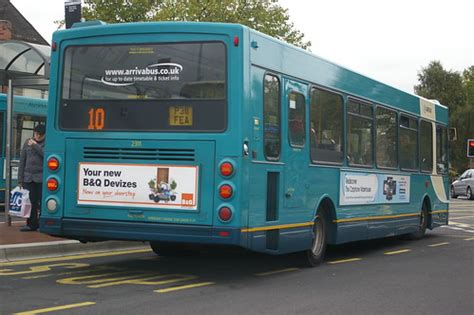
[0,212,148,262]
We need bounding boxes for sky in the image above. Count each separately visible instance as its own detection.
[10,0,474,94]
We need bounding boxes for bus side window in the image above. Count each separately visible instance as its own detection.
[347,100,373,167]
[420,120,433,173]
[399,115,418,171]
[263,74,281,160]
[376,106,398,168]
[436,125,448,174]
[309,88,344,163]
[13,115,46,157]
[288,91,306,147]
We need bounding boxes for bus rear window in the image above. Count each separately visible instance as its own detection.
[60,42,227,132]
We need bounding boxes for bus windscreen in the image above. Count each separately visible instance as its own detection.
[59,42,226,132]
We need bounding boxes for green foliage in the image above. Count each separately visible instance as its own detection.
[414,61,474,173]
[414,61,466,110]
[170,180,177,190]
[463,66,474,110]
[83,0,159,23]
[82,0,311,49]
[148,179,156,189]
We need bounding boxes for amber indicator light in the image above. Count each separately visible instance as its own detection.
[219,184,233,199]
[47,157,59,171]
[47,178,59,191]
[220,162,234,177]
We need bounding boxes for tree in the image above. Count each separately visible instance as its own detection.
[82,0,311,49]
[414,61,474,174]
[83,0,159,23]
[463,66,474,110]
[414,61,466,110]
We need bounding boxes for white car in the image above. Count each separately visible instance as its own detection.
[451,169,474,200]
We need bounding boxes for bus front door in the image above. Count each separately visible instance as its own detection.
[278,78,312,252]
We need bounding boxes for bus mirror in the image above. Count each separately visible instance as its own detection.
[243,141,249,157]
[448,128,457,141]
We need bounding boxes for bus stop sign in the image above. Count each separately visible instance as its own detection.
[65,0,82,29]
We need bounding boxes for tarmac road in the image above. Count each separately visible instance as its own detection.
[0,199,472,315]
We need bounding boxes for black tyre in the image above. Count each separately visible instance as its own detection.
[170,195,176,201]
[153,195,160,202]
[149,242,196,257]
[149,194,155,200]
[467,187,474,200]
[450,186,457,199]
[407,202,428,240]
[304,210,328,267]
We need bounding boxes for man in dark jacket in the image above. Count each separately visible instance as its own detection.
[18,124,46,231]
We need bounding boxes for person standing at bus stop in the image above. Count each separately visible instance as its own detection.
[18,124,46,232]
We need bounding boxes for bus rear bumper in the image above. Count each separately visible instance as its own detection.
[40,218,242,246]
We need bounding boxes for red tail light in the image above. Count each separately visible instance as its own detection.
[218,207,233,221]
[219,184,233,199]
[220,162,234,177]
[47,178,59,191]
[47,157,59,171]
[218,231,231,237]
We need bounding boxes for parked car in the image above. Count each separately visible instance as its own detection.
[451,169,474,200]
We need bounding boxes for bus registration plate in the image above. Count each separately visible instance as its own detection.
[169,106,193,126]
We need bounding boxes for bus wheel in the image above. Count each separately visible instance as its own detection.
[170,195,176,201]
[467,187,474,200]
[305,211,327,267]
[407,202,428,240]
[450,186,457,199]
[153,195,160,202]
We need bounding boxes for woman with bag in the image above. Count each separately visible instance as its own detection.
[18,124,46,232]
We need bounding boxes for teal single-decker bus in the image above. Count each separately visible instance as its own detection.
[40,21,449,266]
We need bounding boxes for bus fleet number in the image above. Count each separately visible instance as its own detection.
[88,108,105,130]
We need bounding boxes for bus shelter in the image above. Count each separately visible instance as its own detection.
[0,40,50,225]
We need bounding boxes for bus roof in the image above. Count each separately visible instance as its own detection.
[247,27,448,124]
[0,93,48,113]
[53,21,448,124]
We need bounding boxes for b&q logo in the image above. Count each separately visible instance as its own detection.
[181,193,194,206]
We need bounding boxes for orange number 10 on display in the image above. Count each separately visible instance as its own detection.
[88,108,105,130]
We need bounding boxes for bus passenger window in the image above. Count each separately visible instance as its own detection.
[420,120,433,173]
[12,115,46,157]
[399,115,418,170]
[310,88,343,163]
[264,74,281,160]
[347,100,373,167]
[288,92,305,147]
[376,107,397,168]
[436,125,448,174]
